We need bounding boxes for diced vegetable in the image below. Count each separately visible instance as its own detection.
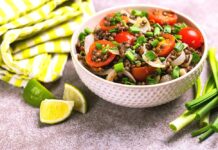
[84,28,92,34]
[145,32,153,37]
[114,62,124,73]
[144,51,156,61]
[125,50,135,61]
[129,26,140,33]
[172,66,180,79]
[164,25,171,33]
[96,43,102,50]
[154,27,160,36]
[151,39,159,47]
[174,42,186,52]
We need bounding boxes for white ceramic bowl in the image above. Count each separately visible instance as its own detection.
[71,5,207,108]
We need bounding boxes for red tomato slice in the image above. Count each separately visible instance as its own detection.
[85,40,116,68]
[149,9,178,25]
[179,27,203,49]
[156,34,175,57]
[131,66,156,81]
[115,32,135,44]
[99,13,128,31]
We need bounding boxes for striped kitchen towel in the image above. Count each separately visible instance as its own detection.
[0,0,95,87]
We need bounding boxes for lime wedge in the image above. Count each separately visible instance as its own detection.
[23,79,55,107]
[40,99,74,124]
[63,83,87,113]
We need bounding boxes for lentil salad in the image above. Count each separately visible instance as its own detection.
[76,9,204,85]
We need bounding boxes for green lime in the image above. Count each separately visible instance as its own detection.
[63,83,87,113]
[23,79,55,107]
[40,99,74,124]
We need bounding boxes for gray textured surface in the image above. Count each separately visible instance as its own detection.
[1,0,218,149]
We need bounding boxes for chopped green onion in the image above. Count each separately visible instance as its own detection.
[114,62,124,73]
[101,44,110,54]
[136,36,147,44]
[133,43,141,50]
[110,12,122,25]
[109,28,118,33]
[144,51,156,61]
[172,66,180,79]
[131,9,148,17]
[156,68,162,75]
[151,39,159,47]
[158,37,164,41]
[154,23,163,30]
[125,50,135,61]
[159,57,166,62]
[129,26,140,33]
[112,41,119,46]
[78,32,86,41]
[174,34,182,40]
[164,25,171,33]
[192,52,201,64]
[146,76,157,85]
[121,77,135,85]
[95,43,102,50]
[154,27,160,36]
[174,42,186,52]
[84,28,92,34]
[145,32,153,37]
[191,125,211,137]
[174,23,187,30]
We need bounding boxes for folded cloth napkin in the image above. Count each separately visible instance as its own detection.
[0,0,95,87]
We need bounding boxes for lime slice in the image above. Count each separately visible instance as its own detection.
[23,79,55,107]
[40,99,74,124]
[63,83,87,113]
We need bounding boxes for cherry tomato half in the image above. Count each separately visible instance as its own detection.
[85,40,116,68]
[156,34,175,57]
[115,31,135,44]
[149,9,178,25]
[131,66,156,81]
[99,13,128,31]
[179,27,203,49]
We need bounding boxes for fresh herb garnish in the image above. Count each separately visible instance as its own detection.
[154,27,161,36]
[174,42,186,52]
[145,32,153,37]
[172,66,180,79]
[110,12,122,25]
[129,26,140,33]
[192,52,201,64]
[121,77,135,85]
[164,25,171,33]
[146,76,157,85]
[84,28,92,34]
[144,51,156,61]
[125,50,135,61]
[114,62,124,73]
[131,9,148,17]
[151,39,159,47]
[95,43,102,50]
[109,28,118,33]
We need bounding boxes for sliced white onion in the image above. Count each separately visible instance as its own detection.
[160,74,172,83]
[84,34,94,54]
[108,49,120,55]
[123,70,136,83]
[106,69,117,81]
[182,54,193,67]
[134,17,151,33]
[171,51,186,66]
[142,53,166,68]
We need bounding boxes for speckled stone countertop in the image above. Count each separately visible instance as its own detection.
[0,0,218,149]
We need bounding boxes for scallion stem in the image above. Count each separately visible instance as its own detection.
[195,77,202,98]
[185,89,217,110]
[196,96,218,120]
[191,125,211,137]
[200,113,210,127]
[211,116,218,132]
[199,128,214,142]
[169,110,196,132]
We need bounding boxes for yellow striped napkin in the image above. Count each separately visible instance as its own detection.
[0,0,95,87]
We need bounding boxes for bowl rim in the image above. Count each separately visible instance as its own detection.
[71,4,208,89]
